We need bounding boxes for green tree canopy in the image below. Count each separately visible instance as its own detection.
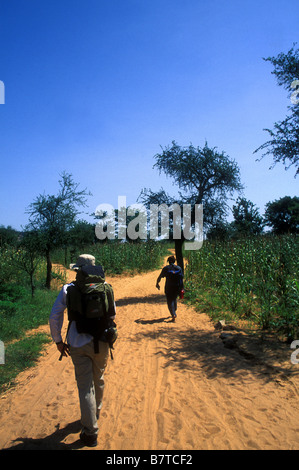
[231,197,264,236]
[0,225,19,246]
[140,141,243,269]
[264,196,299,234]
[25,172,91,288]
[255,44,299,176]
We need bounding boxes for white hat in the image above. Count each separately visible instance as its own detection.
[69,254,96,270]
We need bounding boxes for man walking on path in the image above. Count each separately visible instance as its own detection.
[156,255,184,322]
[49,254,116,447]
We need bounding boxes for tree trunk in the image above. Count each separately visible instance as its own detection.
[45,249,52,289]
[30,272,35,298]
[174,238,184,274]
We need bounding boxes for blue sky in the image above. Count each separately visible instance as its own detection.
[0,0,298,231]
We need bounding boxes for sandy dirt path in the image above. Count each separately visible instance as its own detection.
[0,259,299,450]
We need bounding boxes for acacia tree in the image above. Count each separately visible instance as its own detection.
[25,172,91,289]
[255,45,299,176]
[140,141,243,270]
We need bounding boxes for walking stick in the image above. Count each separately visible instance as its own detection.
[58,323,71,361]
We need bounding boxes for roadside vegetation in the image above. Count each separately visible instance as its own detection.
[52,239,169,276]
[0,240,168,393]
[185,234,299,343]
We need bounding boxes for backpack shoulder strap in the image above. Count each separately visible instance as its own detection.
[104,282,116,319]
[66,282,82,321]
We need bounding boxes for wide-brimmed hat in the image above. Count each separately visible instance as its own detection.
[70,254,96,270]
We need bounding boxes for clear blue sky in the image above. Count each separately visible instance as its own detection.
[0,0,298,231]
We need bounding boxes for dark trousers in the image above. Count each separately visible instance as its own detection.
[166,294,178,317]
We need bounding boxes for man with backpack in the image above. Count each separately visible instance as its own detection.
[156,255,184,322]
[49,254,117,447]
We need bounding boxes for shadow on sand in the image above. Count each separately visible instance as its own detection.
[2,420,84,450]
[116,293,166,307]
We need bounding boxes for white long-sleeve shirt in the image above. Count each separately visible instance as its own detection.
[49,283,116,348]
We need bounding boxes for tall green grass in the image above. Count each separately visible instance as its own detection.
[0,334,51,392]
[53,240,169,275]
[0,247,60,393]
[92,241,168,274]
[0,285,58,343]
[185,235,299,341]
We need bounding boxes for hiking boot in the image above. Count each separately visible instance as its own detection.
[80,430,98,447]
[171,314,177,322]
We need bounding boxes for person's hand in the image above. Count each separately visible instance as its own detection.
[56,341,70,357]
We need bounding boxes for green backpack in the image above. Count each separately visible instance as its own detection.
[66,265,117,356]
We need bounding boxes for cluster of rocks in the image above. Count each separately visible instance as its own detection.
[214,320,238,349]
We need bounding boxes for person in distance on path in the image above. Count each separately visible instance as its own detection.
[156,255,184,322]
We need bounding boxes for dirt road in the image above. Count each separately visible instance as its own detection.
[0,260,299,450]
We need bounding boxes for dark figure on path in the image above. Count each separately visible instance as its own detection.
[156,256,184,322]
